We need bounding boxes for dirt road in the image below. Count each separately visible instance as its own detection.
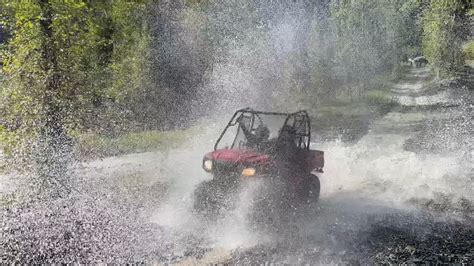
[1,67,472,263]
[78,67,474,264]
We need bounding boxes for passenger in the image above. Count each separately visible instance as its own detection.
[276,125,299,162]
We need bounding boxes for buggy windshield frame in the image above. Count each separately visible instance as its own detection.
[214,107,311,151]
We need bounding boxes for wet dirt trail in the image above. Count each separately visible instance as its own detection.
[2,67,471,263]
[140,67,473,264]
[180,67,471,264]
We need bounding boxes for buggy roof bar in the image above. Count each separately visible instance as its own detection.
[236,107,308,117]
[214,107,311,151]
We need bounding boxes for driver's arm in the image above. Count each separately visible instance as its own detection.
[238,120,259,147]
[237,118,253,140]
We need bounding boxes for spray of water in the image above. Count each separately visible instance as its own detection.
[1,1,472,264]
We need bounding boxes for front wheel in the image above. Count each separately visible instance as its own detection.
[303,174,320,204]
[193,179,236,218]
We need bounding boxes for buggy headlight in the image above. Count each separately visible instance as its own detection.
[203,160,213,172]
[241,167,256,177]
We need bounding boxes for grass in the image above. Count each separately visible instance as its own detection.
[364,89,393,106]
[75,125,202,159]
[463,40,474,67]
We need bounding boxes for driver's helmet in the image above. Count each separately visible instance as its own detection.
[255,124,270,141]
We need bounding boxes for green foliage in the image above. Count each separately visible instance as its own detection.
[0,1,152,177]
[422,0,468,77]
[398,0,426,58]
[108,1,150,101]
[304,0,423,103]
[463,40,474,61]
[330,0,404,82]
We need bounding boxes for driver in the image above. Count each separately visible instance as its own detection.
[238,118,270,149]
[254,124,270,143]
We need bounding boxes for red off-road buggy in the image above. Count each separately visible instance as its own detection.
[194,108,324,219]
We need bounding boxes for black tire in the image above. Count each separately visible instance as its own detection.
[249,174,320,234]
[247,183,282,232]
[302,174,320,204]
[193,179,236,218]
[298,174,321,205]
[247,177,296,233]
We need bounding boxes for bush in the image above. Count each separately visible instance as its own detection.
[463,40,474,64]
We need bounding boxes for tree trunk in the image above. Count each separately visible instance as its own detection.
[36,0,71,197]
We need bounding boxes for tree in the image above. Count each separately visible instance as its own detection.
[0,1,152,196]
[0,1,95,195]
[422,0,469,77]
[1,0,154,165]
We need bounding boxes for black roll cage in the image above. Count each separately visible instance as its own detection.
[214,107,311,151]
